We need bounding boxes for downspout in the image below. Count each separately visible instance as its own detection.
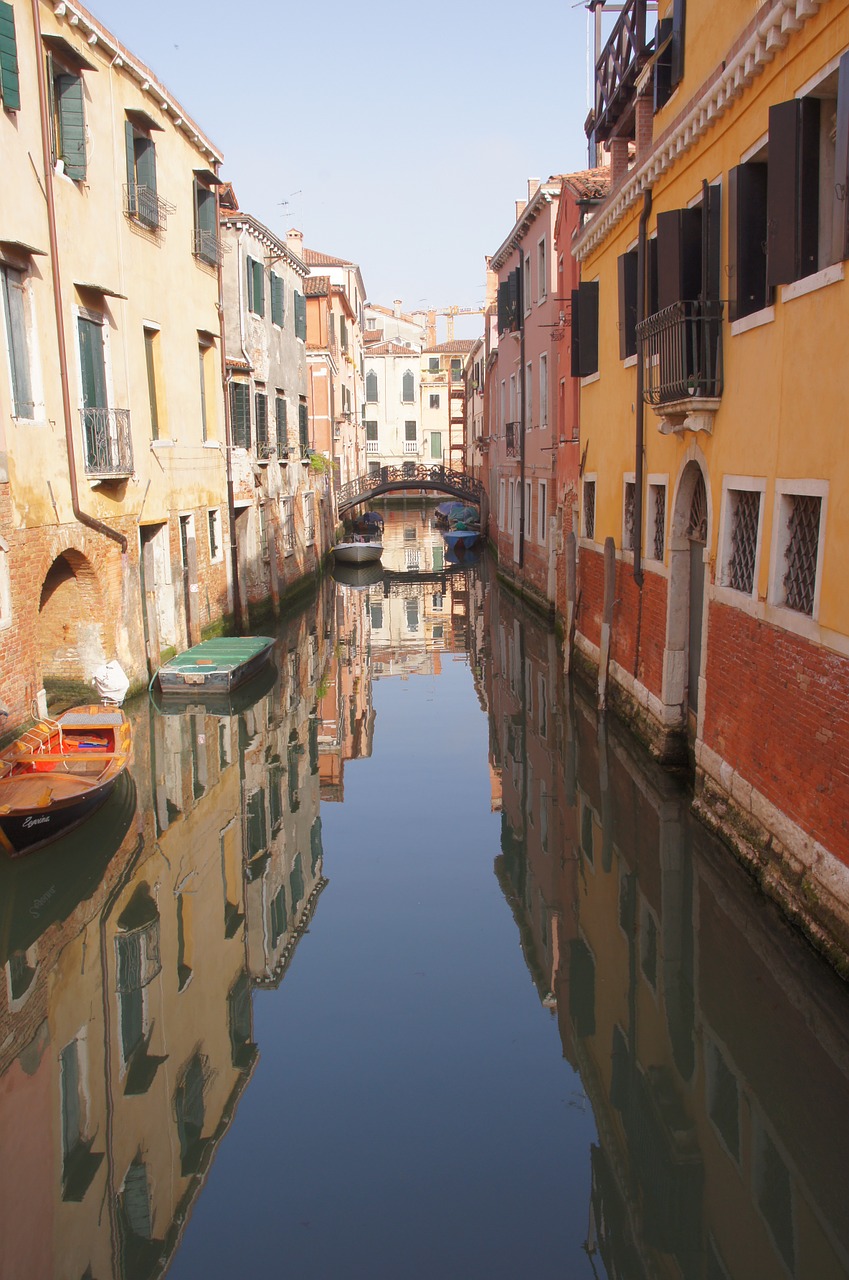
[221,214,246,630]
[31,0,127,553]
[518,249,526,569]
[633,187,652,589]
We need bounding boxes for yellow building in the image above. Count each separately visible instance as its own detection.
[0,0,231,726]
[572,0,849,964]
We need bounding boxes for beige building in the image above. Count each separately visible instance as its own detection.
[0,0,234,724]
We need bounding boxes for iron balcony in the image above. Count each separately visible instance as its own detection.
[80,407,134,478]
[637,300,724,408]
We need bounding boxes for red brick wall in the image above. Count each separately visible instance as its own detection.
[577,547,667,701]
[703,601,849,865]
[577,546,604,649]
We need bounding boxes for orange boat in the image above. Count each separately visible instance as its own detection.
[0,706,131,857]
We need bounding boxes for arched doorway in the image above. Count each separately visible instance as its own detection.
[38,550,106,684]
[664,459,710,745]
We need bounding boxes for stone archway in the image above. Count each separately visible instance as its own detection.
[38,549,108,684]
[663,456,712,741]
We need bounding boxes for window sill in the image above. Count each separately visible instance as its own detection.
[623,354,637,368]
[11,415,49,427]
[780,262,844,303]
[202,440,221,449]
[580,372,600,387]
[730,306,775,336]
[150,439,175,449]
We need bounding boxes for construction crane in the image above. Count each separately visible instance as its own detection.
[412,305,487,346]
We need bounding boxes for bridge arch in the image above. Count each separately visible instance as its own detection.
[337,464,483,515]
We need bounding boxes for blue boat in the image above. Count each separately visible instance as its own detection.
[442,527,481,553]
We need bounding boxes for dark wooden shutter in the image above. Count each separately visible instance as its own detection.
[124,120,137,214]
[276,396,287,450]
[832,50,849,264]
[656,208,701,308]
[767,97,820,286]
[670,0,686,88]
[507,269,519,330]
[55,72,86,180]
[653,17,673,112]
[572,282,598,378]
[0,1,20,111]
[497,280,509,332]
[648,236,659,316]
[253,259,264,317]
[298,401,309,450]
[703,182,722,303]
[570,288,581,377]
[729,162,769,320]
[617,251,638,358]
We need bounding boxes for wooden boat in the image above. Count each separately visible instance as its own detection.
[0,706,132,857]
[331,539,383,565]
[150,655,277,717]
[155,636,275,698]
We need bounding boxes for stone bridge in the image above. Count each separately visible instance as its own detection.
[336,464,483,515]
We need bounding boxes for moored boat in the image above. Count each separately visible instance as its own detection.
[442,527,481,553]
[0,706,132,857]
[332,539,383,565]
[155,636,276,698]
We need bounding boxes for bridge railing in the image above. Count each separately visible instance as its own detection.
[337,464,483,512]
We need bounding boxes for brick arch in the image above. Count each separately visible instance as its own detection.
[37,548,109,684]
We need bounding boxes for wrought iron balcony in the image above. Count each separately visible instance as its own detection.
[124,184,174,232]
[637,300,723,433]
[80,408,134,478]
[192,229,224,267]
[505,421,522,458]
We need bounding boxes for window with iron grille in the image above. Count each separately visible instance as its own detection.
[724,488,761,594]
[623,481,636,550]
[280,496,295,552]
[229,382,251,449]
[582,480,596,541]
[208,508,222,562]
[782,493,821,616]
[649,483,666,561]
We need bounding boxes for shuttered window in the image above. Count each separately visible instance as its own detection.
[1,266,34,418]
[193,178,218,264]
[275,395,287,451]
[617,250,638,358]
[570,282,599,378]
[728,163,770,319]
[767,98,820,286]
[294,291,306,341]
[270,272,284,326]
[229,382,251,450]
[255,390,268,451]
[247,257,264,317]
[0,1,20,111]
[298,400,309,450]
[833,52,849,263]
[50,60,86,181]
[124,121,157,223]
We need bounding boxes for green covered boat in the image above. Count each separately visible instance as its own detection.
[155,636,276,698]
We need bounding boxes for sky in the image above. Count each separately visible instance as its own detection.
[89,0,597,324]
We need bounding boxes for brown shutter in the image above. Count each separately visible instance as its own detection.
[656,208,701,308]
[832,50,849,264]
[617,251,638,358]
[570,288,581,377]
[729,162,769,320]
[767,97,820,285]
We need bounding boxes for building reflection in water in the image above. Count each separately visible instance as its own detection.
[482,578,849,1280]
[0,582,334,1280]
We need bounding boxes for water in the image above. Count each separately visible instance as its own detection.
[2,504,849,1280]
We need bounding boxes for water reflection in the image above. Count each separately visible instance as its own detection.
[2,548,849,1279]
[484,579,849,1280]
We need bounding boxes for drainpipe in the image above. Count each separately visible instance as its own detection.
[31,0,127,553]
[220,215,246,630]
[633,188,652,589]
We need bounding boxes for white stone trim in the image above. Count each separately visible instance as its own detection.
[716,474,767,598]
[574,0,829,262]
[730,306,775,336]
[780,262,844,302]
[767,477,828,626]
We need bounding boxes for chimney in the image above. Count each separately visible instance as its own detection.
[393,298,402,318]
[515,199,527,221]
[528,177,541,201]
[287,228,304,256]
[426,309,437,349]
[485,257,498,308]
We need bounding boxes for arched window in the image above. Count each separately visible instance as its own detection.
[401,369,415,403]
[365,369,378,403]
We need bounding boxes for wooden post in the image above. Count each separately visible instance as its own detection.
[598,536,616,709]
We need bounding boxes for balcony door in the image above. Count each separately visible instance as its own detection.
[78,315,108,468]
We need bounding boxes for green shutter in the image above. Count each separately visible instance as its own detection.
[253,259,264,317]
[0,1,20,112]
[55,72,86,181]
[124,120,137,214]
[298,402,308,450]
[271,273,284,326]
[275,396,287,450]
[229,382,251,450]
[246,256,254,311]
[294,291,306,341]
[1,267,34,418]
[255,392,267,448]
[136,134,156,194]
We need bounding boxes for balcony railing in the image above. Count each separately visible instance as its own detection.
[124,184,174,232]
[591,0,650,143]
[505,421,522,458]
[404,439,419,454]
[637,301,723,408]
[192,228,224,267]
[81,407,134,478]
[366,439,379,453]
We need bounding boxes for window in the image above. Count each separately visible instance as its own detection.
[365,419,378,453]
[298,399,309,452]
[49,56,86,180]
[405,598,419,632]
[539,354,548,426]
[428,356,439,372]
[208,508,222,562]
[705,1038,740,1163]
[246,257,264,317]
[303,491,316,544]
[293,290,306,341]
[258,502,269,559]
[430,431,441,460]
[720,485,762,595]
[280,495,294,552]
[523,254,531,312]
[340,315,348,352]
[729,158,770,319]
[450,358,462,383]
[193,177,219,265]
[365,369,378,403]
[653,0,686,110]
[229,381,251,449]
[623,479,636,551]
[275,394,287,453]
[537,480,547,543]
[1,265,34,418]
[648,482,667,561]
[771,485,825,617]
[404,420,417,453]
[617,248,638,357]
[507,479,515,534]
[255,389,268,454]
[143,327,161,440]
[497,270,520,333]
[537,237,547,302]
[370,601,383,629]
[270,272,285,326]
[571,282,599,377]
[124,121,160,228]
[429,393,440,409]
[525,480,532,540]
[402,369,415,402]
[0,2,20,110]
[582,478,596,540]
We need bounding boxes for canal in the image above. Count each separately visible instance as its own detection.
[2,504,849,1280]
